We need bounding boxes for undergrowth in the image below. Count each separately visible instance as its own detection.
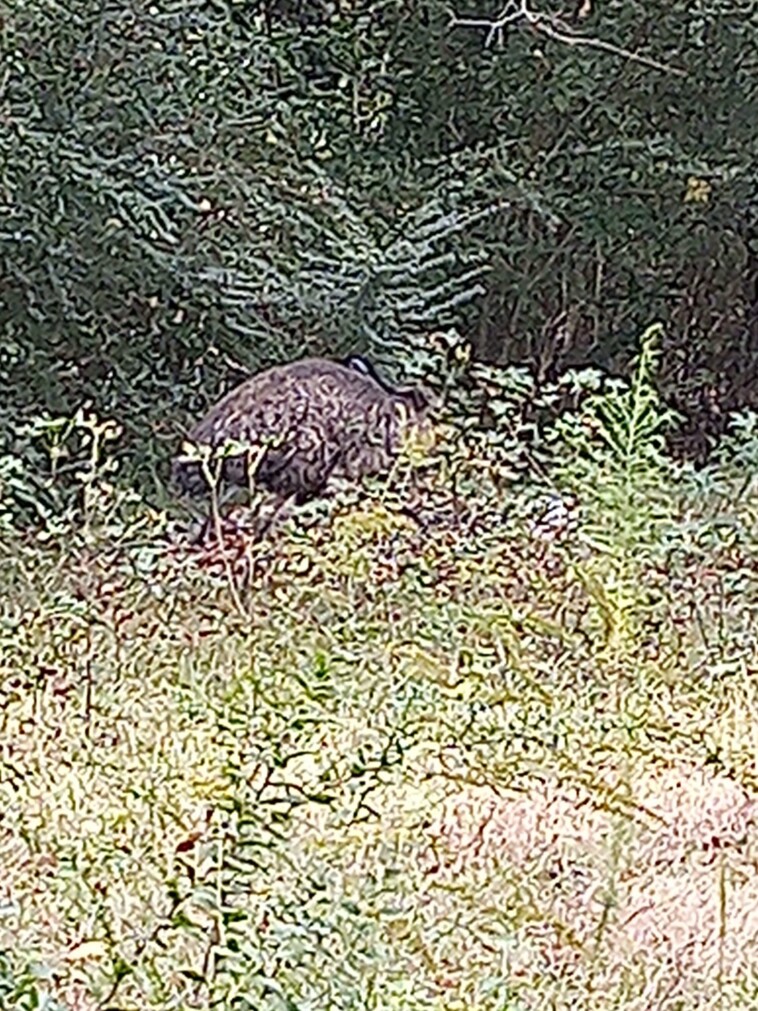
[1,331,757,1010]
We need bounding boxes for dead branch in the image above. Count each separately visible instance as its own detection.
[450,1,687,77]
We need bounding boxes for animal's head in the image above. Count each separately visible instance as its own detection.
[342,354,376,378]
[172,436,261,498]
[171,450,207,497]
[171,440,224,497]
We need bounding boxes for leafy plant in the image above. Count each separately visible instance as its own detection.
[0,951,68,1011]
[548,323,680,649]
[1,409,166,548]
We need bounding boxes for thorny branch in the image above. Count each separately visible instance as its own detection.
[449,1,687,77]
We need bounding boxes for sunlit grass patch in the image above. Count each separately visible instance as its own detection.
[1,335,757,1008]
[1,500,756,1009]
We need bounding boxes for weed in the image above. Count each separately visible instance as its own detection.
[1,330,757,1009]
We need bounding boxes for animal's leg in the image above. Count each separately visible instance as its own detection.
[253,492,299,541]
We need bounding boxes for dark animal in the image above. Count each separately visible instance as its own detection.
[171,355,431,509]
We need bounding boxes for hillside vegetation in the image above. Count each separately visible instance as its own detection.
[2,1,757,1007]
[1,337,757,1009]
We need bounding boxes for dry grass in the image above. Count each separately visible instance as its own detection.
[420,762,758,998]
[0,479,756,1010]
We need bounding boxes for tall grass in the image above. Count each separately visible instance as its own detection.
[1,334,757,1010]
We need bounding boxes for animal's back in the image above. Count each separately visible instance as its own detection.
[174,356,428,500]
[187,358,336,445]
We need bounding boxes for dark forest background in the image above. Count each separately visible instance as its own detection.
[2,0,757,498]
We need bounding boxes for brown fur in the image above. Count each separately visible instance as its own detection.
[172,356,431,504]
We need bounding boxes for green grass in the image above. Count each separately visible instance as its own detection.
[1,460,757,1010]
[2,331,757,1009]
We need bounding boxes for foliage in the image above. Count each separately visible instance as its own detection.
[0,949,67,1011]
[0,409,158,542]
[1,354,758,1005]
[546,323,681,648]
[1,403,757,1006]
[2,2,758,1005]
[2,0,756,478]
[714,409,758,479]
[1,4,493,428]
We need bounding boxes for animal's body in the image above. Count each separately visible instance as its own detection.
[171,355,430,506]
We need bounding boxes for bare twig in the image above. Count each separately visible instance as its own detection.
[451,1,528,47]
[531,14,687,75]
[450,1,687,76]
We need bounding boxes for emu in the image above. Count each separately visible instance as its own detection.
[171,355,431,526]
